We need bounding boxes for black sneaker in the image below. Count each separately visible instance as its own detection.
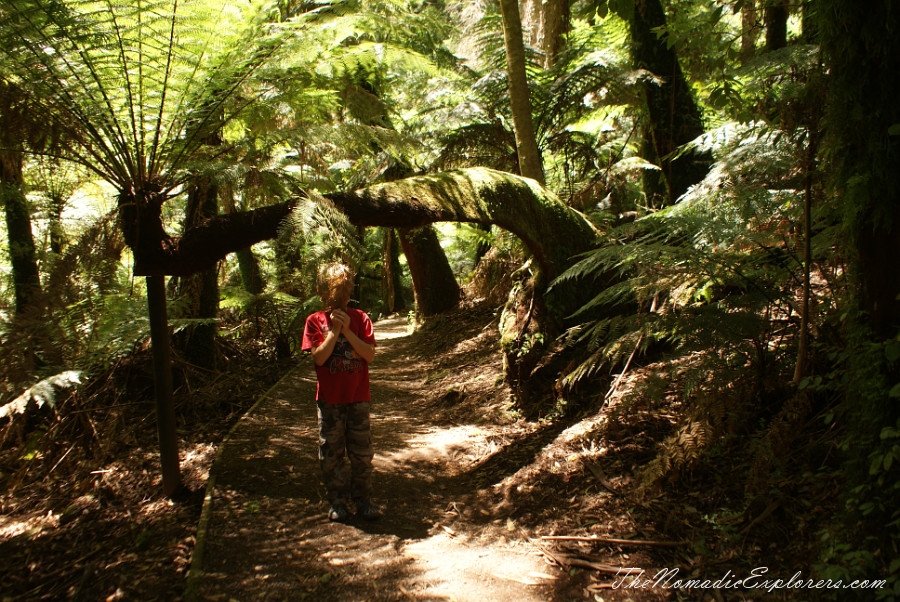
[328,503,349,522]
[355,499,381,521]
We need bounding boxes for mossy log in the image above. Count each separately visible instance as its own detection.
[329,168,599,402]
[124,167,600,402]
[328,167,598,284]
[132,167,597,287]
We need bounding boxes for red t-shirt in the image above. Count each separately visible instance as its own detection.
[301,308,376,404]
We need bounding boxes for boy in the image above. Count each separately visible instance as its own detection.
[301,262,380,522]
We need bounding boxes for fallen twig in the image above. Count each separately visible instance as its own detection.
[566,557,642,575]
[540,535,684,548]
[531,540,640,576]
[740,501,781,535]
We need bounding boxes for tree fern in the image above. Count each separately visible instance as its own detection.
[0,0,284,193]
[556,121,809,393]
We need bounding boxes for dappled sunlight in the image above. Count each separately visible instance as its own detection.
[377,424,489,472]
[374,315,411,341]
[403,531,557,601]
[0,510,59,541]
[192,304,667,601]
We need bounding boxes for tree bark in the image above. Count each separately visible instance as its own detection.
[499,0,545,184]
[541,0,569,67]
[237,248,265,294]
[399,226,460,316]
[819,0,900,560]
[821,1,900,340]
[177,177,220,370]
[1,150,42,316]
[520,0,569,67]
[764,0,789,52]
[146,273,182,497]
[382,229,407,313]
[631,0,712,206]
[740,0,760,62]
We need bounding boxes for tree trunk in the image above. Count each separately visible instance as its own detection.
[146,273,182,497]
[519,0,569,67]
[499,0,545,184]
[1,150,41,316]
[764,0,789,52]
[520,0,541,48]
[398,226,460,316]
[820,0,900,562]
[177,177,220,370]
[382,229,407,313]
[237,248,265,294]
[631,0,712,206]
[115,168,597,309]
[541,0,569,67]
[822,1,900,340]
[741,0,760,62]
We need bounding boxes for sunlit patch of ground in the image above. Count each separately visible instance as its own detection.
[403,531,557,601]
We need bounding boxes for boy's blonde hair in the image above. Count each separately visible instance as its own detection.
[317,262,355,308]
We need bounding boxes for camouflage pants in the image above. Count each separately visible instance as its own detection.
[316,401,374,504]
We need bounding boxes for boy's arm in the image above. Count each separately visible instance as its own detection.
[331,309,375,364]
[341,326,375,364]
[311,328,342,366]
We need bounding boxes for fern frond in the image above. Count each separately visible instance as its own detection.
[557,122,806,387]
[281,189,365,268]
[0,371,83,420]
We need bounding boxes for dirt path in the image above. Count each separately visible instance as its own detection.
[188,314,567,601]
[187,309,673,601]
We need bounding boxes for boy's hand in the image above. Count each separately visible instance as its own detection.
[330,309,350,334]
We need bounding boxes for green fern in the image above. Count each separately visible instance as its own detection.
[557,123,808,384]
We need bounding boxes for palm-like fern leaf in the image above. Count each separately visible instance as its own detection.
[0,0,283,193]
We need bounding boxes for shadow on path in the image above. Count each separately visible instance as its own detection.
[187,316,562,602]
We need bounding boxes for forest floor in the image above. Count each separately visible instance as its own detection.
[189,309,672,602]
[1,301,836,601]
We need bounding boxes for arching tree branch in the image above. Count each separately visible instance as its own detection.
[131,168,599,284]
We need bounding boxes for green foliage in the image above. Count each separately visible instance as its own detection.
[560,177,798,376]
[554,122,813,485]
[0,371,82,420]
[220,286,318,356]
[282,190,365,267]
[0,0,285,190]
